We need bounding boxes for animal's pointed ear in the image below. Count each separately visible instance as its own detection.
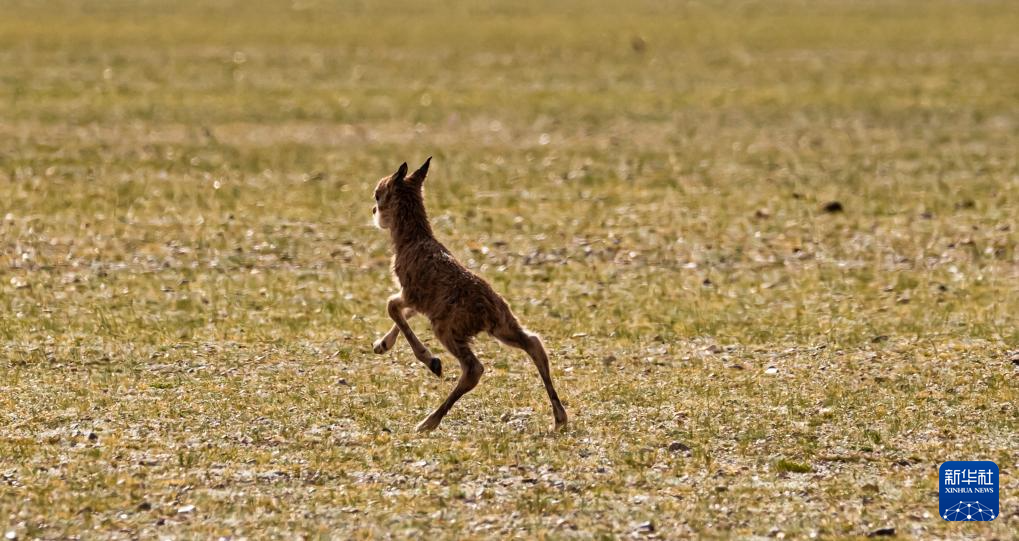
[409,156,431,183]
[393,162,409,181]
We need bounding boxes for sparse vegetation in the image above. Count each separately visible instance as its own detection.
[1,0,1017,538]
[775,459,813,474]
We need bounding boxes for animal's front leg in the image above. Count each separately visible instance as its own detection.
[373,324,400,354]
[373,307,415,354]
[385,295,442,378]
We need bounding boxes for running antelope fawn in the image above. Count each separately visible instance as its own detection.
[371,158,568,432]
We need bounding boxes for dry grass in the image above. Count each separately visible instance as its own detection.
[1,0,1017,538]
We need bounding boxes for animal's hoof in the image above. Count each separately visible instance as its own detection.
[372,339,388,354]
[416,417,440,432]
[553,409,568,431]
[428,357,442,378]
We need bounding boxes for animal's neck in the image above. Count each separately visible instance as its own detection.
[390,196,434,251]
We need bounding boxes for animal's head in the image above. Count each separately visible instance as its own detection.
[372,157,431,230]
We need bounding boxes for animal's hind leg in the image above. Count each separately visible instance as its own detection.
[416,335,484,432]
[493,323,568,430]
[384,295,442,377]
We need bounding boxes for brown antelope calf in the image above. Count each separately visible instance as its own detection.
[371,158,568,432]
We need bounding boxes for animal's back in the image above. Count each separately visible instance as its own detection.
[395,239,510,336]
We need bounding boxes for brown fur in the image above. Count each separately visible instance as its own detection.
[371,158,568,432]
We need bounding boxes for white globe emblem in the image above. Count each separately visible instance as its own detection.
[942,501,995,521]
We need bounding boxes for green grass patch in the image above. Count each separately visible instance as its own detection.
[1,0,1017,538]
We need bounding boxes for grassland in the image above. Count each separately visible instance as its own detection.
[1,0,1017,538]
